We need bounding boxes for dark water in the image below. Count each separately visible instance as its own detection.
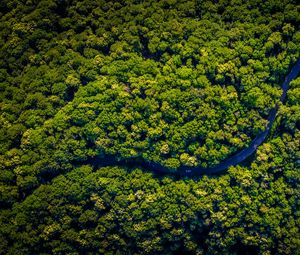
[85,59,300,176]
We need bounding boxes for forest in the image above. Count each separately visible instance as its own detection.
[0,0,299,254]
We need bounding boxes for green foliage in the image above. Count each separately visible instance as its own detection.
[0,0,299,254]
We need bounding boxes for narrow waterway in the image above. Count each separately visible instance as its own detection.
[87,59,300,177]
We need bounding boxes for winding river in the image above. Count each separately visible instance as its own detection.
[88,59,300,177]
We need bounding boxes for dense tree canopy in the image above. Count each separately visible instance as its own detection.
[0,0,299,254]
